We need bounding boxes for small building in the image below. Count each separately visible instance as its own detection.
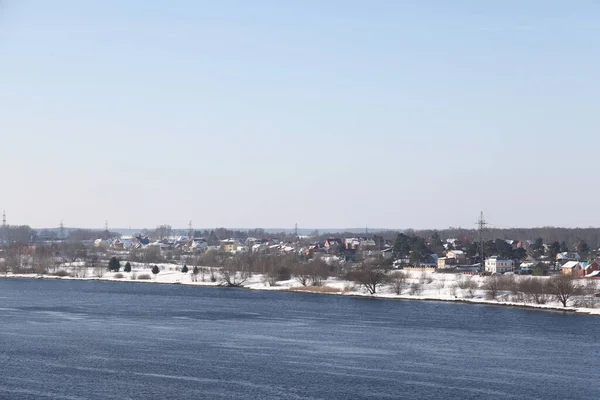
[220,239,239,253]
[190,238,208,253]
[324,238,344,253]
[446,250,467,264]
[581,260,600,276]
[556,252,581,265]
[485,256,514,274]
[561,261,583,278]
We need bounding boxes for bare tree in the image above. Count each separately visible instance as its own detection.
[519,277,551,304]
[435,279,446,294]
[580,279,598,308]
[482,276,512,300]
[449,282,458,297]
[347,260,390,295]
[61,242,88,263]
[93,264,105,278]
[308,258,329,286]
[549,275,582,307]
[294,263,311,286]
[419,271,433,284]
[409,282,424,296]
[457,276,479,299]
[220,257,250,287]
[0,257,7,276]
[390,271,407,295]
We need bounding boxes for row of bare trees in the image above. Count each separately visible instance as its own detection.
[478,275,597,307]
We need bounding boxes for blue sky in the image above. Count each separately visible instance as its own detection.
[1,1,599,230]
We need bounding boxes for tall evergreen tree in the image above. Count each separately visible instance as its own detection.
[108,257,120,272]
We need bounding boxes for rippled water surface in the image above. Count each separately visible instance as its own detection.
[0,279,598,399]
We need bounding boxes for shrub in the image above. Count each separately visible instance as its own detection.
[151,265,160,275]
[390,271,407,295]
[409,282,423,295]
[457,276,479,298]
[113,273,124,279]
[53,270,70,277]
[277,266,291,281]
[137,274,151,280]
[124,262,132,273]
[181,264,189,273]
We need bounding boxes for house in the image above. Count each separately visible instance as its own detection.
[360,239,377,251]
[485,256,515,274]
[381,247,394,259]
[345,238,361,250]
[556,252,581,265]
[438,250,467,268]
[305,243,326,257]
[581,260,600,276]
[518,261,546,275]
[447,250,467,264]
[324,238,344,253]
[220,239,238,253]
[190,238,208,253]
[437,257,450,269]
[561,261,583,278]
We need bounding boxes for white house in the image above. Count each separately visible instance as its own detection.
[190,238,208,253]
[485,256,514,274]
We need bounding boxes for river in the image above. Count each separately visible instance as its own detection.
[0,279,598,399]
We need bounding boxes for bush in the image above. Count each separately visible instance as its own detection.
[277,266,292,281]
[409,282,423,295]
[390,271,407,295]
[137,274,151,280]
[457,276,479,298]
[124,262,131,273]
[181,264,189,273]
[151,265,160,275]
[113,273,124,279]
[53,270,70,277]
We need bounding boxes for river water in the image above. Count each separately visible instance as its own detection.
[0,279,598,399]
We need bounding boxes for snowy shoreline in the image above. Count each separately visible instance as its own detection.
[2,269,599,317]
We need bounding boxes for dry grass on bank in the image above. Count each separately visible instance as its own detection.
[289,285,350,294]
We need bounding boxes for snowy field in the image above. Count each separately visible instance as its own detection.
[3,262,599,316]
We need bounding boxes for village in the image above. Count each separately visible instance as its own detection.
[97,230,600,279]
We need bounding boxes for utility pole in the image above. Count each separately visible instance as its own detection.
[477,211,487,274]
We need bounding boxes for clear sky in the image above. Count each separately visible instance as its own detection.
[1,1,599,230]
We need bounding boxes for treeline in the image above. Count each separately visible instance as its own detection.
[410,227,600,249]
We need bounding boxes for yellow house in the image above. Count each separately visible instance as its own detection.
[220,240,239,253]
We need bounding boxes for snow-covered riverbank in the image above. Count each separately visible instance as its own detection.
[2,263,599,316]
